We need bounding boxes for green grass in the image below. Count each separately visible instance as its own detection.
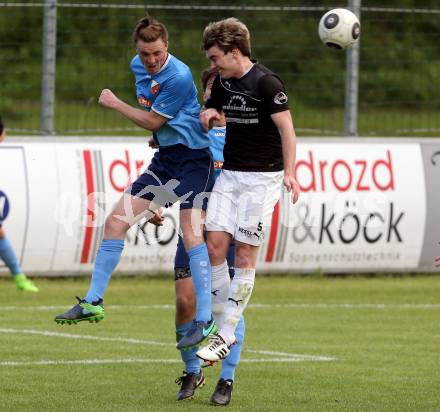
[1,275,440,411]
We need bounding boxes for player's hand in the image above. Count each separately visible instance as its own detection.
[99,89,120,109]
[283,173,300,204]
[148,137,159,149]
[200,108,221,132]
[148,208,164,226]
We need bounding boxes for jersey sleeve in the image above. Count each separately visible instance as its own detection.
[151,73,194,119]
[204,74,223,112]
[259,74,290,114]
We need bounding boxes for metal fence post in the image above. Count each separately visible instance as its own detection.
[41,0,57,135]
[344,0,361,137]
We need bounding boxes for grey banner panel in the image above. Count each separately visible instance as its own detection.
[420,143,440,271]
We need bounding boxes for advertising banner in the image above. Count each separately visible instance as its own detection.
[0,137,438,275]
[258,143,427,272]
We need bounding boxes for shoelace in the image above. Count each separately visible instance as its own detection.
[187,322,201,334]
[207,335,226,350]
[75,296,84,304]
[175,372,187,386]
[76,296,103,307]
[183,319,205,337]
[175,372,198,386]
[187,319,212,335]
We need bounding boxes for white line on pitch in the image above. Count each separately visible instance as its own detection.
[0,328,336,362]
[0,328,170,347]
[1,303,440,311]
[0,358,181,366]
[248,303,440,309]
[0,356,333,367]
[245,349,334,361]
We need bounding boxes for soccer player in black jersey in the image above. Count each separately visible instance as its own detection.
[194,18,300,362]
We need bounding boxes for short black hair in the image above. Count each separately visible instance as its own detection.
[0,117,3,135]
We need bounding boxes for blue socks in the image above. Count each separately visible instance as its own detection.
[176,322,200,374]
[0,238,21,276]
[221,316,245,382]
[85,239,124,303]
[188,243,212,322]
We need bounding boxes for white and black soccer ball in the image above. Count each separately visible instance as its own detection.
[318,8,360,50]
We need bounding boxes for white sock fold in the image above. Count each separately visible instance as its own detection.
[220,267,255,346]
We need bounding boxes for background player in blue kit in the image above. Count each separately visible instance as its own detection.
[0,117,39,292]
[173,68,244,406]
[55,17,216,345]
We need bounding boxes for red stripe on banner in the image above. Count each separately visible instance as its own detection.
[80,150,95,263]
[265,201,280,262]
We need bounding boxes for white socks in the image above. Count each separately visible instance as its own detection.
[220,268,255,346]
[211,261,231,328]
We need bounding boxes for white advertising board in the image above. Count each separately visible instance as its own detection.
[258,143,426,272]
[1,140,179,274]
[0,138,429,275]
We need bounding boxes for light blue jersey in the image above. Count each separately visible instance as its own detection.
[209,126,226,178]
[130,54,209,149]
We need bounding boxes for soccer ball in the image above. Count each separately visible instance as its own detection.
[318,8,360,49]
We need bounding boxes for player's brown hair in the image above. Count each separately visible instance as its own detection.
[133,16,168,44]
[202,18,251,57]
[200,67,218,92]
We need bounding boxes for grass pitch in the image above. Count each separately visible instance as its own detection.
[0,274,439,411]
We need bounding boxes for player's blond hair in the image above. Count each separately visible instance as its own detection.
[133,16,168,44]
[202,18,251,57]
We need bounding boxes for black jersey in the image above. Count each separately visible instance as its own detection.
[205,63,289,172]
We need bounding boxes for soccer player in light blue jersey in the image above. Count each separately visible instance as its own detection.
[55,17,216,345]
[173,68,244,405]
[0,117,39,292]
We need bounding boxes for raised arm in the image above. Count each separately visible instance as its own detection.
[99,89,167,132]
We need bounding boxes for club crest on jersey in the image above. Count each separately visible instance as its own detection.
[138,95,152,108]
[274,92,288,104]
[151,80,160,95]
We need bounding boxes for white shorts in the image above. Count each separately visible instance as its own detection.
[205,170,283,246]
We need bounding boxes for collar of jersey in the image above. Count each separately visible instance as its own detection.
[238,62,255,79]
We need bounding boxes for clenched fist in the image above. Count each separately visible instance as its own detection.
[200,108,222,132]
[99,89,120,109]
